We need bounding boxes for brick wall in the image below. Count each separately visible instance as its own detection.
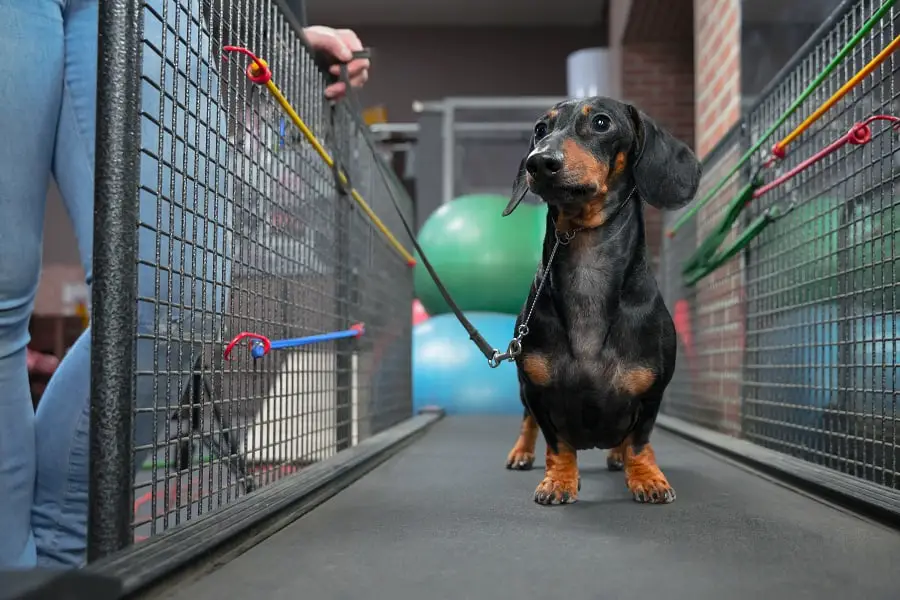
[653,0,745,434]
[662,139,745,435]
[686,0,744,434]
[694,0,741,157]
[614,0,746,435]
[617,0,695,268]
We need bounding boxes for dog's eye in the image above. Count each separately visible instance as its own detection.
[591,114,611,133]
[534,122,548,140]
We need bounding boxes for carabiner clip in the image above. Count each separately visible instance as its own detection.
[487,338,522,368]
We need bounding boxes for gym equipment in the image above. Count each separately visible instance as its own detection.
[412,299,430,326]
[414,194,546,316]
[413,312,523,415]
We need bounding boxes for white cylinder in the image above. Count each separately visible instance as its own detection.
[566,47,613,99]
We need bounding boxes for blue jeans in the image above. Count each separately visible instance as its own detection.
[0,0,231,569]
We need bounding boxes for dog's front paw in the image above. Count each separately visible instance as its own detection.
[626,469,675,504]
[506,446,535,470]
[534,476,579,505]
[624,442,676,504]
[506,414,539,470]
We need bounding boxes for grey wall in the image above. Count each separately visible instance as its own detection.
[741,22,818,98]
[740,0,844,101]
[351,25,603,121]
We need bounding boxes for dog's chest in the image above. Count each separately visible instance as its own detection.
[552,262,616,359]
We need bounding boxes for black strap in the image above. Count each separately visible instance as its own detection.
[327,52,371,198]
[328,102,353,197]
[332,52,499,361]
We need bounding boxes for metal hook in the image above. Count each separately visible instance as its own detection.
[223,331,272,360]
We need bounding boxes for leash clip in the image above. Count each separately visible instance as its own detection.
[487,324,530,368]
[555,228,580,245]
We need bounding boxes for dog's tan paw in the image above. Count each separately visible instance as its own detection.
[506,446,535,470]
[534,476,579,505]
[627,472,676,504]
[506,414,539,470]
[624,442,675,504]
[606,447,624,471]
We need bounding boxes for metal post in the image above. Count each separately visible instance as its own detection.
[335,110,353,452]
[89,0,143,561]
[441,104,454,204]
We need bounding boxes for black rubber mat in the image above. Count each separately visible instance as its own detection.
[166,416,900,600]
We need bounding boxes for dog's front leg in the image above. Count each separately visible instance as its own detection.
[622,395,675,504]
[506,407,538,470]
[534,439,580,505]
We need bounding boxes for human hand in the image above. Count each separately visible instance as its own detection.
[26,348,60,377]
[303,25,370,100]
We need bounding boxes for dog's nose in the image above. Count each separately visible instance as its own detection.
[526,151,563,179]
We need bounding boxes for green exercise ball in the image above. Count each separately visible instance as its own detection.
[754,196,900,305]
[770,195,840,303]
[414,194,547,316]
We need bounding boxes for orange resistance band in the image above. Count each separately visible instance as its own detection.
[772,33,900,158]
[224,46,417,267]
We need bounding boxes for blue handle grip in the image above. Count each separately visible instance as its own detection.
[250,324,364,358]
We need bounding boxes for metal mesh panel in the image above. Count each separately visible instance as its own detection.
[661,0,899,491]
[97,0,414,546]
[743,1,898,489]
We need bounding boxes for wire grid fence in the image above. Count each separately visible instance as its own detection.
[97,0,414,548]
[661,0,899,491]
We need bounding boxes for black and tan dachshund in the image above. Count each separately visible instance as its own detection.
[501,96,701,506]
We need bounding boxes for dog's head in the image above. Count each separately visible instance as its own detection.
[502,97,701,222]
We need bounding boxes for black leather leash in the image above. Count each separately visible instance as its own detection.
[322,50,519,364]
[317,48,621,369]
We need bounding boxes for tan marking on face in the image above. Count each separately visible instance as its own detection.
[561,139,608,194]
[555,139,613,231]
[555,199,607,232]
[581,104,591,117]
[576,199,606,229]
[548,109,559,119]
[611,152,627,181]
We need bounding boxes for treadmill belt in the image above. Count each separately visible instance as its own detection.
[166,416,900,600]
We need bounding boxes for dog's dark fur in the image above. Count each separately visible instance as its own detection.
[501,97,701,506]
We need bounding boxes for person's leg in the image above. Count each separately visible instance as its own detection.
[33,0,234,567]
[0,0,65,569]
[31,0,97,568]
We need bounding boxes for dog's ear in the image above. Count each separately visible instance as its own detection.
[627,105,702,211]
[502,137,534,216]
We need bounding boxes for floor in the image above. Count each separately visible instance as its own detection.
[166,416,900,600]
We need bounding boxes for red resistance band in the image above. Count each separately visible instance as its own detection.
[754,114,900,199]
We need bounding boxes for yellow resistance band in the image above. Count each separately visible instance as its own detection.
[237,52,417,267]
[772,33,900,157]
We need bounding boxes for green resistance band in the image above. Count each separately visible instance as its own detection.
[681,179,763,286]
[668,0,896,238]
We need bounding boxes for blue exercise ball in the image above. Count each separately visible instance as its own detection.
[413,312,522,415]
[753,303,839,430]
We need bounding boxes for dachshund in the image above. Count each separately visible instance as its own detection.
[501,96,701,506]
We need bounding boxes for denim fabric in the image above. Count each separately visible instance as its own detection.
[0,0,231,568]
